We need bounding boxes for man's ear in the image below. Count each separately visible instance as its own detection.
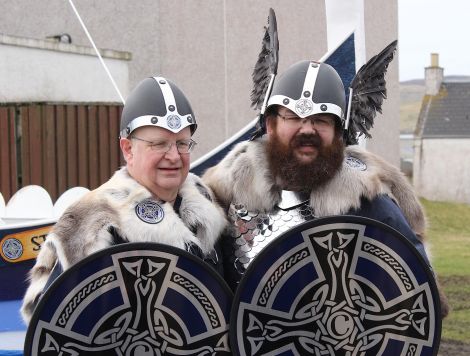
[266,116,275,135]
[120,138,133,163]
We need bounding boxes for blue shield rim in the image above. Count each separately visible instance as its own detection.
[25,242,233,355]
[230,215,442,356]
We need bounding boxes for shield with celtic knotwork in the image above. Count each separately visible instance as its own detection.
[230,216,441,356]
[24,243,233,356]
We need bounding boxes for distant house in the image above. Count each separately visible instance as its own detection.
[413,54,470,204]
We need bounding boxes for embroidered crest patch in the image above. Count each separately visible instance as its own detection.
[345,156,367,171]
[167,114,182,130]
[135,199,164,224]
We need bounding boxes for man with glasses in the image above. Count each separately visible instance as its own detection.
[203,60,448,317]
[21,77,227,323]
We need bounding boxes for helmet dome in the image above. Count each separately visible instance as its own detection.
[120,77,197,138]
[266,61,346,124]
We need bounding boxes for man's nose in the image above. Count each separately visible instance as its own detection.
[164,143,181,161]
[299,118,317,132]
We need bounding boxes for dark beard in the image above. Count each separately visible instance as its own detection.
[266,131,344,191]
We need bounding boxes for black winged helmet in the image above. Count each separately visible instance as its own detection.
[250,8,397,145]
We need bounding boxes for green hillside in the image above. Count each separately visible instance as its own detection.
[399,81,424,133]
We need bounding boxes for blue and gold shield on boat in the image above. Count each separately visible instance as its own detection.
[231,216,441,356]
[25,242,232,355]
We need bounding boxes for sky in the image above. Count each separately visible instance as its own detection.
[398,0,470,81]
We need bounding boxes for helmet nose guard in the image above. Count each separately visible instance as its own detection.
[120,77,197,138]
[266,61,346,124]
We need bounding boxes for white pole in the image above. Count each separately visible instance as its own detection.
[68,0,125,104]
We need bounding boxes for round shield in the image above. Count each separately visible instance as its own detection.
[230,216,441,356]
[25,242,233,355]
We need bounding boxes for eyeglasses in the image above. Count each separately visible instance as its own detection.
[277,113,335,131]
[131,136,197,154]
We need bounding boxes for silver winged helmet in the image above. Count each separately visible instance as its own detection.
[249,10,397,145]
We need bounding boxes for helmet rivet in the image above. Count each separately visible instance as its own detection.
[303,91,311,98]
[320,104,327,111]
[151,116,158,124]
[168,105,175,112]
[187,116,194,123]
[283,98,290,105]
[311,63,318,68]
[159,79,166,84]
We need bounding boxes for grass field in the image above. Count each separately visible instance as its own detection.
[421,199,470,343]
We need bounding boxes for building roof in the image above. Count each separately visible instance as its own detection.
[418,82,470,138]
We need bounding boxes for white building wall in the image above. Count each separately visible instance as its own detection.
[414,138,470,204]
[0,34,130,103]
[0,0,399,163]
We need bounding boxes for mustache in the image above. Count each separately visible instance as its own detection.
[290,133,322,148]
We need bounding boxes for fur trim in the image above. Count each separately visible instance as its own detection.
[20,238,58,323]
[178,174,227,253]
[203,140,426,236]
[203,139,280,212]
[21,167,226,324]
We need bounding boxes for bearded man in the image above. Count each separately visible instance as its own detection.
[202,60,449,317]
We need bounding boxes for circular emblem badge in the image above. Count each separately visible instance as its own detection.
[135,199,164,224]
[167,115,182,130]
[345,156,367,171]
[231,216,441,356]
[25,243,233,356]
[2,238,23,260]
[295,98,313,116]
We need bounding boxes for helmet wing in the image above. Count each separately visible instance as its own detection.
[251,8,279,110]
[250,8,279,141]
[345,40,398,145]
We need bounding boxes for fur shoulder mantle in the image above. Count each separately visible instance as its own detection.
[203,140,425,237]
[53,168,226,269]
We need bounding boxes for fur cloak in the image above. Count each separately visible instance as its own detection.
[203,139,449,317]
[21,167,226,323]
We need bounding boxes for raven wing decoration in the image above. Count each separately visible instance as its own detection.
[250,8,279,140]
[344,40,398,145]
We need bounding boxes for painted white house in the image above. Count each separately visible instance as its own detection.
[413,54,470,204]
